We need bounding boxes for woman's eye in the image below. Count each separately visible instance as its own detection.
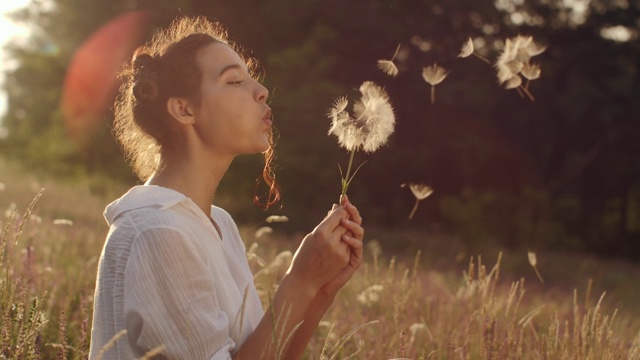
[228,80,243,85]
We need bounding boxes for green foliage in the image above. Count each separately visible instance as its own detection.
[2,0,640,255]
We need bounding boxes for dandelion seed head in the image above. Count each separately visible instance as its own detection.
[459,37,474,58]
[422,64,449,86]
[377,59,399,77]
[328,81,395,153]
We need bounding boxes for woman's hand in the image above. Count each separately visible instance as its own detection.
[285,205,352,297]
[318,195,364,298]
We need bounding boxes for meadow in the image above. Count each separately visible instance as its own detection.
[1,157,640,359]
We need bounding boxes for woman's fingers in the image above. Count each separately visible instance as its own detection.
[340,218,364,240]
[341,195,363,226]
[316,206,349,236]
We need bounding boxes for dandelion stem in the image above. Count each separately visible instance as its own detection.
[519,85,535,102]
[430,85,436,105]
[532,265,544,284]
[472,52,491,64]
[391,43,401,61]
[408,199,420,220]
[341,149,356,200]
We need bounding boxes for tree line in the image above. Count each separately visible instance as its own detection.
[2,0,639,258]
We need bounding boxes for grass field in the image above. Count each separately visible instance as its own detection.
[1,157,639,359]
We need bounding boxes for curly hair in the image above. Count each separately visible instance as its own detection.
[113,16,280,208]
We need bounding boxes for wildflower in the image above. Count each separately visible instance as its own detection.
[328,81,395,199]
[401,183,434,219]
[377,44,401,77]
[421,64,449,104]
[265,215,289,223]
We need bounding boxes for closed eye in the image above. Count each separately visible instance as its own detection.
[228,80,243,85]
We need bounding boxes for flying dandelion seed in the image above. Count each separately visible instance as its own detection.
[265,215,289,223]
[53,219,74,226]
[377,44,401,77]
[521,62,541,80]
[459,38,474,58]
[504,75,522,89]
[254,226,273,239]
[356,284,384,306]
[528,251,545,284]
[421,64,449,104]
[328,81,395,199]
[458,37,490,64]
[401,183,434,220]
[495,35,546,101]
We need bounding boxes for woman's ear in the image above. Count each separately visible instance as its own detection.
[166,97,195,125]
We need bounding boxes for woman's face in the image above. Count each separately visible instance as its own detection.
[190,42,272,157]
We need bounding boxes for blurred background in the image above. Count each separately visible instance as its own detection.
[0,0,638,260]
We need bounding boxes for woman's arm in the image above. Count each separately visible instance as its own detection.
[282,198,365,360]
[233,204,357,360]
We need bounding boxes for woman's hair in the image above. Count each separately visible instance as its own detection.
[114,16,280,208]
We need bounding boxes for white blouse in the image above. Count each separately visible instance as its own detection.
[89,185,263,360]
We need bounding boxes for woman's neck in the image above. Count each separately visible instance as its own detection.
[147,150,233,217]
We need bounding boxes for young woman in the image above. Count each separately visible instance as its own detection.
[89,16,364,360]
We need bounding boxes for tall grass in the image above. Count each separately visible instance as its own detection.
[1,158,639,359]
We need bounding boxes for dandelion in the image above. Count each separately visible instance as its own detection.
[458,37,490,64]
[265,215,289,223]
[328,81,395,199]
[377,44,401,77]
[421,64,449,104]
[401,183,434,220]
[528,251,544,284]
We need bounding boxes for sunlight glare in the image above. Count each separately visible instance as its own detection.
[0,0,32,133]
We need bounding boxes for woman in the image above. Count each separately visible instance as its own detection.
[89,16,364,360]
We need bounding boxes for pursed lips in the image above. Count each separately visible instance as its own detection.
[263,108,273,127]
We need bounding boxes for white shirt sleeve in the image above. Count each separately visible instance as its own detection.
[123,225,235,360]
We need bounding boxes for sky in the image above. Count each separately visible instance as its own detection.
[0,0,31,136]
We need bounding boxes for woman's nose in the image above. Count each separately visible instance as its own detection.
[257,83,269,103]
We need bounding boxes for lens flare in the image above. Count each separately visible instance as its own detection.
[61,11,151,145]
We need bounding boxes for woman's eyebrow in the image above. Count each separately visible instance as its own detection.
[219,63,247,77]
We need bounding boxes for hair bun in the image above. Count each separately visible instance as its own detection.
[132,53,159,102]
